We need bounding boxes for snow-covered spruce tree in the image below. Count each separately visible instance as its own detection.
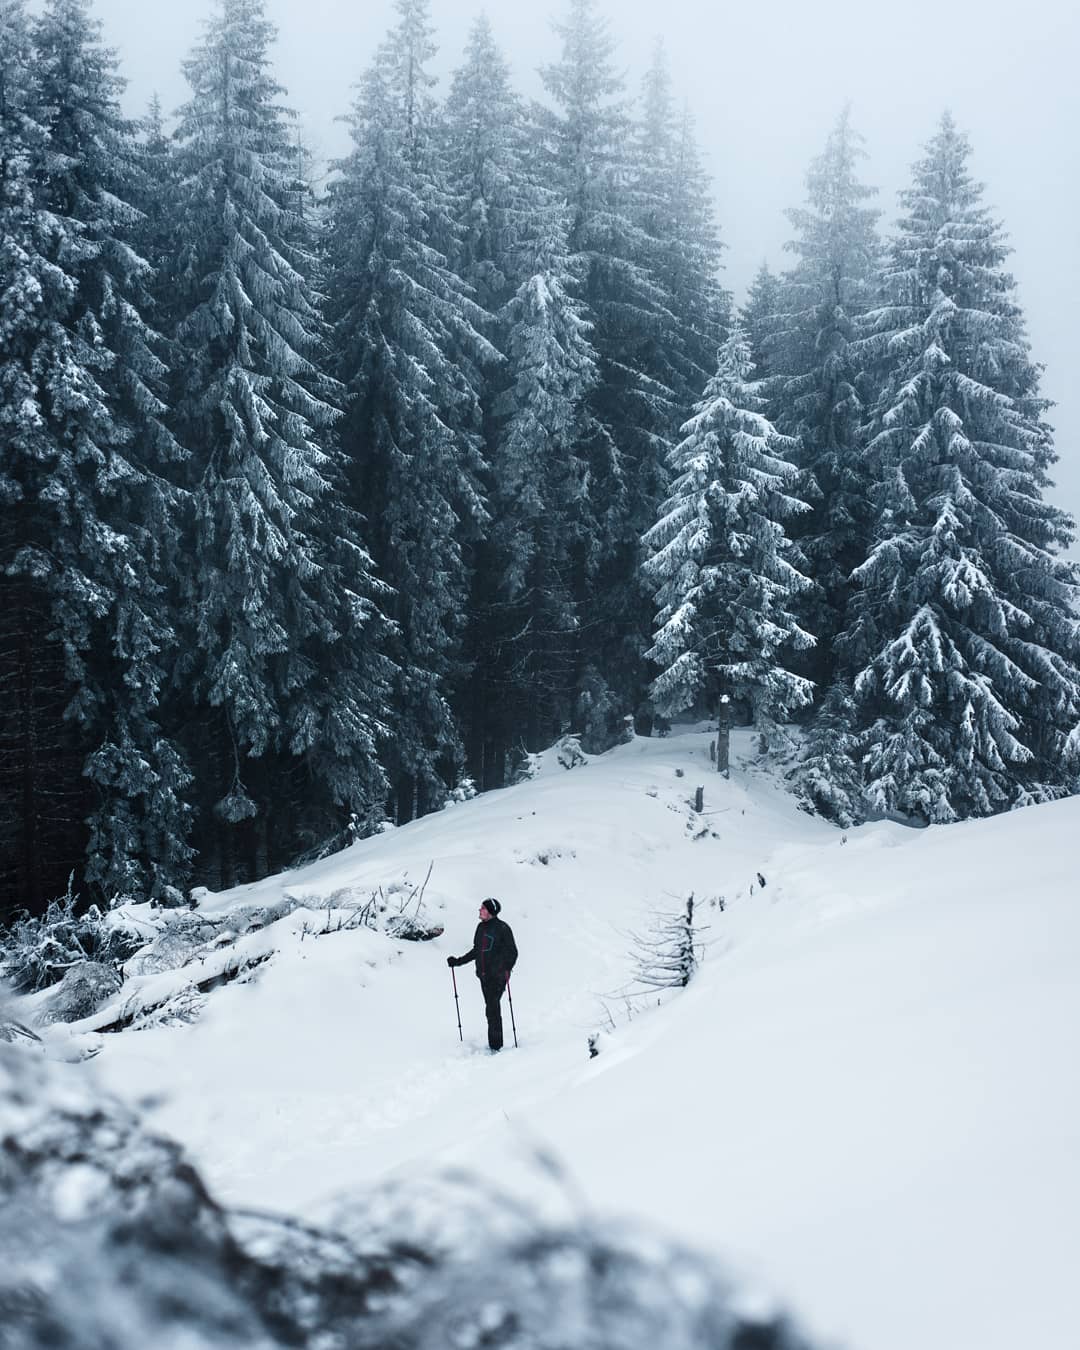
[0,0,192,912]
[443,16,598,783]
[739,262,784,384]
[539,0,678,742]
[0,0,73,916]
[844,114,1080,821]
[644,325,815,742]
[772,107,881,691]
[790,679,865,827]
[493,205,600,765]
[633,40,727,423]
[169,0,388,885]
[326,0,495,823]
[444,14,538,787]
[442,14,529,317]
[129,93,183,319]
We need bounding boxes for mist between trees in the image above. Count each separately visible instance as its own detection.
[2,0,1078,919]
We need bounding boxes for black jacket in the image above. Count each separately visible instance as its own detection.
[455,917,517,982]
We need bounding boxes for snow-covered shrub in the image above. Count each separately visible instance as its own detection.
[40,961,123,1024]
[632,895,700,992]
[517,845,577,866]
[510,745,544,783]
[123,915,223,977]
[444,775,477,805]
[217,899,301,937]
[124,902,301,979]
[556,735,588,770]
[578,666,624,754]
[0,1018,42,1049]
[383,915,445,943]
[328,1174,819,1350]
[128,983,207,1031]
[0,892,143,994]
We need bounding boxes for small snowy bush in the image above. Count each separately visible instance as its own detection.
[123,916,223,977]
[578,666,623,754]
[556,735,588,770]
[0,1018,41,1049]
[631,895,700,992]
[444,775,478,805]
[0,891,143,994]
[510,746,544,783]
[40,961,123,1024]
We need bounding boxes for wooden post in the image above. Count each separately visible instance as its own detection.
[716,695,731,778]
[694,784,704,812]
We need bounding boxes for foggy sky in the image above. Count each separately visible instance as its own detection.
[84,0,1080,551]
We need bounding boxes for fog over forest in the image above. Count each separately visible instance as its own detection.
[88,0,1080,543]
[4,0,1080,917]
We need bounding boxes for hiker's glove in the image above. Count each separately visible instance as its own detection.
[447,956,458,967]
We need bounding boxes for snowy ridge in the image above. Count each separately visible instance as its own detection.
[50,728,1079,1350]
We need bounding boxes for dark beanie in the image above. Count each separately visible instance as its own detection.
[482,897,501,917]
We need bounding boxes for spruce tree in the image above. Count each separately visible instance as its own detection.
[772,108,882,688]
[444,14,534,786]
[37,0,192,907]
[644,325,814,740]
[790,680,863,826]
[443,16,598,782]
[131,94,182,313]
[0,0,76,914]
[740,262,783,383]
[492,209,599,766]
[539,0,676,741]
[1,0,192,911]
[326,0,494,822]
[633,41,727,421]
[845,114,1080,821]
[443,15,526,315]
[170,0,388,883]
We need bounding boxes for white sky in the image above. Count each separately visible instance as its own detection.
[87,0,1080,548]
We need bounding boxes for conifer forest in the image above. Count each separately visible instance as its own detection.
[2,0,1078,919]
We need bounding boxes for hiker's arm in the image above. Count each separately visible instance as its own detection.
[448,924,482,967]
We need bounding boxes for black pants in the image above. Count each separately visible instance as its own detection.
[480,973,506,1050]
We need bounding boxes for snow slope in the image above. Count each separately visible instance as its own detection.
[75,729,1078,1350]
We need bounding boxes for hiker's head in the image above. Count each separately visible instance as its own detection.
[479,897,501,920]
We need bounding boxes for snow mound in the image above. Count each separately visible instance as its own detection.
[0,1042,825,1350]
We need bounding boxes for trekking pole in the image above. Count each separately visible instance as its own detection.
[506,973,518,1048]
[451,966,463,1042]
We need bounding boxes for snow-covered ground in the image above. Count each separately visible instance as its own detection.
[58,729,1078,1350]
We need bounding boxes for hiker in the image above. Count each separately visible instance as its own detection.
[447,898,518,1051]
